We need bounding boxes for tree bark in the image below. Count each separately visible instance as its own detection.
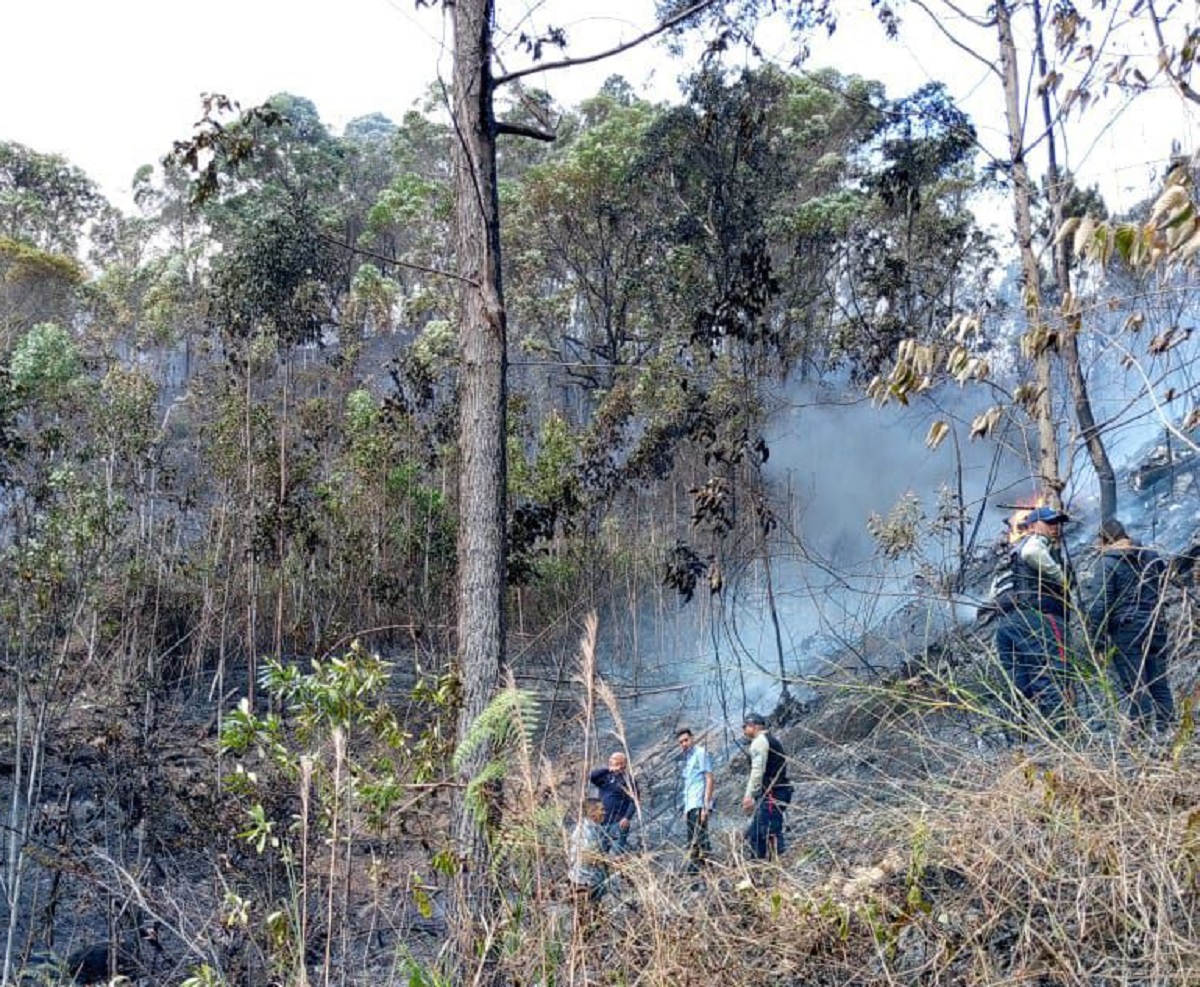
[1031,0,1117,521]
[449,0,509,977]
[996,0,1062,505]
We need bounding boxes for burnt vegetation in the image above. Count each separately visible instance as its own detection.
[2,7,1200,981]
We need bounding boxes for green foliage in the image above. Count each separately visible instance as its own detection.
[0,235,85,285]
[346,263,399,336]
[530,412,578,505]
[219,698,288,766]
[906,819,932,912]
[7,322,82,402]
[0,140,106,253]
[93,364,157,454]
[344,388,385,472]
[508,408,580,508]
[409,667,462,783]
[206,201,336,346]
[452,686,539,774]
[238,801,279,854]
[786,189,868,237]
[386,462,446,515]
[411,319,456,371]
[214,641,462,980]
[138,252,200,344]
[244,642,410,750]
[368,173,449,229]
[180,965,225,987]
[430,846,458,878]
[1,465,120,594]
[453,686,540,829]
[220,640,460,836]
[392,952,455,987]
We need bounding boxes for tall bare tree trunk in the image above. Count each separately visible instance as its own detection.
[244,361,258,708]
[439,2,726,976]
[997,0,1062,505]
[275,356,288,663]
[1031,0,1117,521]
[449,0,508,977]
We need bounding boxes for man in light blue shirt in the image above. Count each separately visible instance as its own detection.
[677,727,714,873]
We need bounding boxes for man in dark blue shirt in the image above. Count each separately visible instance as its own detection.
[1087,518,1175,735]
[588,751,638,854]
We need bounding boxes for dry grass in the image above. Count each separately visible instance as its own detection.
[493,742,1198,986]
[481,626,1200,987]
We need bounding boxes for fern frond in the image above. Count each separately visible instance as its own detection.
[462,759,507,827]
[491,804,563,876]
[452,686,540,772]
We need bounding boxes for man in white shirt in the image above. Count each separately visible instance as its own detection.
[991,505,1074,729]
[740,713,789,859]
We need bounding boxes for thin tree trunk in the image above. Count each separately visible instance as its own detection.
[752,469,790,701]
[244,364,257,708]
[997,0,1062,505]
[276,357,288,664]
[1032,0,1117,521]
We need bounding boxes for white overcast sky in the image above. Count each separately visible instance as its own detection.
[2,0,1196,212]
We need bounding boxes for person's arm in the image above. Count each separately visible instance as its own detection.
[588,766,608,787]
[744,735,767,801]
[1021,535,1066,586]
[619,774,637,825]
[699,748,714,810]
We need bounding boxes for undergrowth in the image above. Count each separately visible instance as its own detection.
[462,616,1200,987]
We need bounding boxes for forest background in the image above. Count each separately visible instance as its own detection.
[1,0,1200,984]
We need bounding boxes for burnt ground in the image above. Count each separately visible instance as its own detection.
[2,438,1199,985]
[2,584,1198,985]
[0,665,457,985]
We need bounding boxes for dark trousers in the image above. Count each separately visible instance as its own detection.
[1109,623,1174,730]
[601,820,630,855]
[684,808,711,872]
[994,609,1069,728]
[745,795,785,860]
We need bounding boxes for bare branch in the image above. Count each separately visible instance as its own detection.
[495,120,557,141]
[1144,0,1200,105]
[907,0,1002,80]
[494,0,721,88]
[314,231,477,286]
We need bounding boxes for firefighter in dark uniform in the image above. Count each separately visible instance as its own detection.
[1086,518,1175,735]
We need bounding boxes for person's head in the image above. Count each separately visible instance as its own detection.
[607,751,628,773]
[584,798,604,823]
[1016,505,1070,540]
[676,728,695,752]
[1098,517,1130,546]
[742,712,767,738]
